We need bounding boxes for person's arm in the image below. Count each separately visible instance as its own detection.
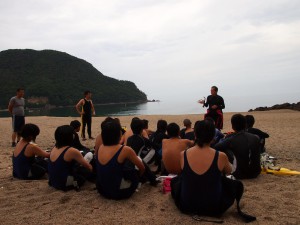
[31,145,50,158]
[94,134,102,156]
[214,137,231,153]
[219,152,232,175]
[125,147,145,175]
[75,99,84,115]
[8,98,14,114]
[142,129,149,139]
[90,100,96,116]
[72,148,93,171]
[218,96,225,110]
[256,129,269,139]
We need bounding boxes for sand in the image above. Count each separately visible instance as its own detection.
[0,110,299,225]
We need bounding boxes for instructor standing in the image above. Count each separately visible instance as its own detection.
[198,86,225,130]
[76,91,95,140]
[8,88,25,147]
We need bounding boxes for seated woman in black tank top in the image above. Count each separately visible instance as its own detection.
[171,120,233,216]
[13,124,50,180]
[48,125,93,191]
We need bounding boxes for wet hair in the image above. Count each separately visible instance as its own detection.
[194,120,215,147]
[245,115,255,128]
[84,90,91,96]
[17,88,24,92]
[70,120,81,129]
[157,120,167,133]
[142,119,149,129]
[101,119,122,146]
[55,125,74,148]
[211,86,218,92]
[131,118,144,135]
[231,114,246,132]
[20,124,40,141]
[183,119,192,127]
[167,123,180,138]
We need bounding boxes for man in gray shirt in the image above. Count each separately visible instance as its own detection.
[8,88,25,147]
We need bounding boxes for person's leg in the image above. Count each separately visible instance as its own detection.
[81,116,87,139]
[87,116,92,139]
[11,116,17,146]
[16,116,25,142]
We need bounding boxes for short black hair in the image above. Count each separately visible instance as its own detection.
[231,114,246,132]
[70,120,81,129]
[167,123,180,138]
[84,90,91,96]
[55,125,74,148]
[212,86,218,92]
[157,120,167,133]
[17,88,24,92]
[194,120,215,147]
[101,119,122,146]
[131,118,144,135]
[245,115,255,128]
[20,124,40,141]
[183,119,192,127]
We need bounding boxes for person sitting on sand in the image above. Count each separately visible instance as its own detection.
[48,125,93,191]
[70,120,91,154]
[13,123,50,180]
[96,119,145,200]
[162,123,194,175]
[245,115,269,153]
[123,117,149,145]
[171,120,256,222]
[179,119,195,141]
[171,119,233,215]
[214,114,261,179]
[205,117,225,147]
[149,119,169,173]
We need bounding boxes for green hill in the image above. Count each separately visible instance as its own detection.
[0,49,147,109]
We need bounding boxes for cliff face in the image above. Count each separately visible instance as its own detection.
[249,102,300,112]
[0,49,147,108]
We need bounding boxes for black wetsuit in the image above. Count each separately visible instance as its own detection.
[81,99,92,139]
[246,128,269,153]
[204,95,225,129]
[215,131,261,179]
[180,129,195,141]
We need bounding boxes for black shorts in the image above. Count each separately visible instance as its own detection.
[12,115,25,132]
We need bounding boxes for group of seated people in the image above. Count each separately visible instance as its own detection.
[12,113,269,219]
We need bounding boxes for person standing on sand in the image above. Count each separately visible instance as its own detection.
[198,86,225,130]
[76,91,96,140]
[8,88,25,147]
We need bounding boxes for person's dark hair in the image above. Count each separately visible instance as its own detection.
[245,115,255,128]
[20,124,40,141]
[17,88,24,92]
[101,119,122,146]
[204,117,215,125]
[131,118,144,135]
[55,125,75,148]
[101,117,115,130]
[157,120,167,133]
[167,123,180,138]
[231,114,246,132]
[70,120,81,129]
[211,86,218,92]
[183,119,192,127]
[142,119,149,129]
[194,120,215,147]
[84,90,91,96]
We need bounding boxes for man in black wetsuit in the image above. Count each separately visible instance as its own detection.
[214,114,261,179]
[76,91,96,140]
[198,86,225,130]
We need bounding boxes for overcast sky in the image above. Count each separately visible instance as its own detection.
[1,0,299,111]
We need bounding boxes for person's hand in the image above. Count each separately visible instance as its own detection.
[80,112,85,115]
[198,100,204,104]
[93,112,96,116]
[211,105,218,109]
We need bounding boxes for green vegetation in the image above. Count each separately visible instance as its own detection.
[0,49,147,109]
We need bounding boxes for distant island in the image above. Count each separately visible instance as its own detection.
[0,49,147,109]
[249,102,300,112]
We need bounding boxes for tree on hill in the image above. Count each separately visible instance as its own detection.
[0,49,147,109]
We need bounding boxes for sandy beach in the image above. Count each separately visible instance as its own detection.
[0,110,299,225]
